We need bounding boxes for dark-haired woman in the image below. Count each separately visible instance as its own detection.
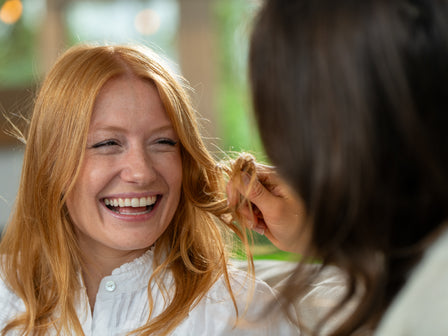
[230,0,448,334]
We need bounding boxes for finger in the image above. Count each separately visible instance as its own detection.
[240,172,279,213]
[236,201,260,227]
[252,223,267,235]
[254,164,289,196]
[238,203,267,235]
[256,165,299,201]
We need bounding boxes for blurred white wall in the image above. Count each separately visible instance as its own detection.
[0,148,23,231]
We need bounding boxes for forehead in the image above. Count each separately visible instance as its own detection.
[93,76,157,112]
[89,76,172,130]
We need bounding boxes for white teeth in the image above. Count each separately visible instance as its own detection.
[104,196,157,208]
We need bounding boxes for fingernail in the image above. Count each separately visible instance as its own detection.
[253,226,265,235]
[242,173,250,186]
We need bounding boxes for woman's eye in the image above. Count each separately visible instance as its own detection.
[156,138,178,146]
[92,140,119,148]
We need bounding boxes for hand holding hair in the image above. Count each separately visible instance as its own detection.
[227,154,309,254]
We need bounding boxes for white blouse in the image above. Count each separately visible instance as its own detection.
[0,250,299,335]
[375,227,448,335]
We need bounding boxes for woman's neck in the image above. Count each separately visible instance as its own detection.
[81,248,148,312]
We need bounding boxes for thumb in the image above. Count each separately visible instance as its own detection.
[241,173,277,212]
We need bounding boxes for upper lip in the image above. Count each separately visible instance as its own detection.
[101,192,159,199]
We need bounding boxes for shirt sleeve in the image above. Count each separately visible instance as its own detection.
[0,274,26,329]
[375,229,448,335]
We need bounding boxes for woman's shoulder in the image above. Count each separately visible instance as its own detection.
[178,264,299,336]
[206,264,278,304]
[376,227,448,335]
[0,272,26,328]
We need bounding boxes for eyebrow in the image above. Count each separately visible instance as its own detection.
[90,124,176,134]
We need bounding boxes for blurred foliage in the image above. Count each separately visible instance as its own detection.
[213,1,299,261]
[213,0,267,161]
[231,231,303,262]
[0,17,37,88]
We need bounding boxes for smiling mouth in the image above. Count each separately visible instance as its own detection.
[103,195,159,215]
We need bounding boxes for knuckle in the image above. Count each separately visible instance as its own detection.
[248,181,264,200]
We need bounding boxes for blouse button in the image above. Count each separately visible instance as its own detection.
[105,280,116,292]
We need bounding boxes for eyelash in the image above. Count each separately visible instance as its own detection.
[91,138,177,148]
[92,140,119,148]
[157,138,178,146]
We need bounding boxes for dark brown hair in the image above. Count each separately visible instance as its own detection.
[249,0,448,334]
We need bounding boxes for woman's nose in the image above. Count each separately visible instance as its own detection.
[120,147,157,185]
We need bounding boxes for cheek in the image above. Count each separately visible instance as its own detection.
[73,157,111,195]
[169,158,183,194]
[175,155,183,186]
[65,160,103,219]
[159,153,183,191]
[66,186,83,233]
[65,176,87,229]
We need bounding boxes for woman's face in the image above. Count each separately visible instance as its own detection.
[66,76,182,258]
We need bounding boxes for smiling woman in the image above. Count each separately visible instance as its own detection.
[66,75,184,310]
[0,44,298,336]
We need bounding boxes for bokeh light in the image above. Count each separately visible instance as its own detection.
[0,0,23,24]
[134,9,161,35]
